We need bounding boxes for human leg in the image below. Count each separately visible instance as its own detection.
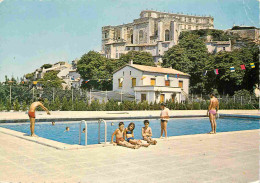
[118,141,140,149]
[208,114,214,134]
[163,122,168,138]
[30,118,37,137]
[213,115,217,133]
[160,121,164,138]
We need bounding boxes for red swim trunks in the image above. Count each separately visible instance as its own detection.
[28,111,36,118]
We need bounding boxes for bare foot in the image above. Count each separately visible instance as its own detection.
[159,136,164,139]
[208,131,214,134]
[154,140,157,145]
[31,134,38,137]
[142,143,150,147]
[133,145,140,149]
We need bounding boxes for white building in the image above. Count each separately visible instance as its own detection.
[113,63,190,103]
[68,69,82,89]
[102,10,214,63]
[206,40,232,54]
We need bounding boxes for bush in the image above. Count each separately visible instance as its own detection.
[21,101,27,111]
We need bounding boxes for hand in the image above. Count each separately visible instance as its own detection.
[47,111,51,115]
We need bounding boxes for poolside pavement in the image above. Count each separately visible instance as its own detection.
[0,128,259,183]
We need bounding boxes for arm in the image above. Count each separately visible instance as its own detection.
[132,131,134,138]
[141,128,145,138]
[39,103,50,115]
[111,130,117,144]
[207,99,213,116]
[149,128,153,137]
[123,129,126,140]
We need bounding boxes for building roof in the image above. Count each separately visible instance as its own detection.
[113,64,190,76]
[206,41,230,45]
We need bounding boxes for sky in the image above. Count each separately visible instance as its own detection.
[0,0,259,82]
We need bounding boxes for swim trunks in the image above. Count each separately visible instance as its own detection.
[209,110,216,115]
[28,111,35,118]
[161,119,168,123]
[127,137,134,142]
[116,137,124,143]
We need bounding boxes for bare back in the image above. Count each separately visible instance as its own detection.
[29,102,45,112]
[209,97,219,111]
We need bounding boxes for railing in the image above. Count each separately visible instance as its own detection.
[79,120,87,146]
[98,119,107,145]
[78,119,107,146]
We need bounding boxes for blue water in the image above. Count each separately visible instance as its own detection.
[0,118,259,145]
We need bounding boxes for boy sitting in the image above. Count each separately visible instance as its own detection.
[142,120,157,145]
[111,122,140,149]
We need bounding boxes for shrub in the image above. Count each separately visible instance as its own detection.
[21,101,27,111]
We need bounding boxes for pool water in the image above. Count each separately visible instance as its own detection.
[0,118,259,145]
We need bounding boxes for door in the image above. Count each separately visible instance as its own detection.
[171,94,175,102]
[160,94,165,103]
[141,94,147,102]
[132,78,136,87]
[178,81,183,88]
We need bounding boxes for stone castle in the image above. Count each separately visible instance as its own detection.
[101,10,214,63]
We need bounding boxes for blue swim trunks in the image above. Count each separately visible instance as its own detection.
[127,137,134,142]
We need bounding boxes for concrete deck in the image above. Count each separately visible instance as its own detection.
[0,110,259,122]
[0,129,259,183]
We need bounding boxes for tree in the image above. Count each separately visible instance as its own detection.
[13,99,20,111]
[77,51,111,90]
[41,64,52,69]
[118,51,155,66]
[162,33,210,93]
[61,96,69,111]
[38,70,64,88]
[21,101,27,111]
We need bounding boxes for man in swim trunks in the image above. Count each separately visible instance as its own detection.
[160,103,170,139]
[111,122,140,149]
[207,93,219,134]
[28,98,50,137]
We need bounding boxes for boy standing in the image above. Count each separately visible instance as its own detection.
[160,103,170,139]
[142,120,157,145]
[28,98,50,137]
[111,122,140,149]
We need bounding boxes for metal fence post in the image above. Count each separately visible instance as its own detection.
[241,96,242,105]
[90,89,92,104]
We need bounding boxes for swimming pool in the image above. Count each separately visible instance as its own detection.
[0,117,259,145]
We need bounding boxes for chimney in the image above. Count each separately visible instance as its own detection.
[129,60,133,65]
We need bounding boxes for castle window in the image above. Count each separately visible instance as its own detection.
[165,30,170,41]
[139,30,144,42]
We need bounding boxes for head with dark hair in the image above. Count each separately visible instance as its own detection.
[38,97,44,102]
[160,102,166,106]
[119,122,124,127]
[210,93,215,98]
[160,102,166,109]
[144,120,149,125]
[128,122,135,131]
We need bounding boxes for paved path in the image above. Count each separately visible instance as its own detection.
[0,129,259,183]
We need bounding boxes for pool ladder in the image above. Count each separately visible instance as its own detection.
[78,119,107,146]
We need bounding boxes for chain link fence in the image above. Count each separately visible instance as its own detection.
[0,85,258,111]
